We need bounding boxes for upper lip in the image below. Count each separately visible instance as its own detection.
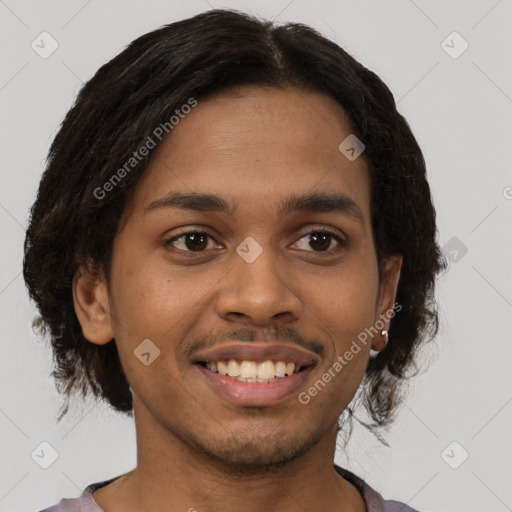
[192,342,319,367]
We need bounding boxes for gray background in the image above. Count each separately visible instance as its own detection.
[1,1,511,511]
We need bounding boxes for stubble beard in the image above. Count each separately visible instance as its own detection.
[179,419,334,477]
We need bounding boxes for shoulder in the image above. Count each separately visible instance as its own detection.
[334,465,421,512]
[38,497,81,512]
[379,499,421,512]
[37,476,122,512]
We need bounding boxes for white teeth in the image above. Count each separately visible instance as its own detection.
[275,361,287,377]
[217,360,228,376]
[240,361,257,379]
[206,359,302,382]
[257,360,275,380]
[227,359,240,377]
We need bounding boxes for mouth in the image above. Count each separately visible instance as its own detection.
[192,343,318,405]
[197,359,305,383]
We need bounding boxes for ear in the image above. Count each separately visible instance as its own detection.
[372,254,403,351]
[72,263,114,345]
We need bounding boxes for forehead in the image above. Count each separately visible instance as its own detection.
[129,86,371,223]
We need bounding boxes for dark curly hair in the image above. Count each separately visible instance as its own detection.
[23,9,447,440]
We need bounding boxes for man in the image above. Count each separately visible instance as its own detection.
[24,9,446,512]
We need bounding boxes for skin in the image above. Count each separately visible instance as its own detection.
[73,85,402,512]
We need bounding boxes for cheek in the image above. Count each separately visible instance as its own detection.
[107,256,218,378]
[109,244,179,326]
[299,345,368,419]
[302,276,375,410]
[106,254,174,376]
[106,269,190,403]
[314,260,379,347]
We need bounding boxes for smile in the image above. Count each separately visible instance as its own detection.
[192,342,319,405]
[200,359,302,383]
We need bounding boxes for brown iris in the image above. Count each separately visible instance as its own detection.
[184,233,209,251]
[309,233,331,251]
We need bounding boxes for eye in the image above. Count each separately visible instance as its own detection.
[291,228,346,253]
[165,231,221,252]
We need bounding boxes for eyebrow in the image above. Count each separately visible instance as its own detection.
[145,191,365,227]
[277,192,365,226]
[145,192,237,215]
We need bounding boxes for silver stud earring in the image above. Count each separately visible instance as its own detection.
[381,330,388,345]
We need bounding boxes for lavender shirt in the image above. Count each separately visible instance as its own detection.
[38,466,420,512]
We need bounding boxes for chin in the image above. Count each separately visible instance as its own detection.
[184,426,325,476]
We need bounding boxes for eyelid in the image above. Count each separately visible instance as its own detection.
[164,224,347,253]
[164,227,222,246]
[294,224,346,241]
[290,225,347,252]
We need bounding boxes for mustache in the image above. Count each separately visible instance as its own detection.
[185,326,326,359]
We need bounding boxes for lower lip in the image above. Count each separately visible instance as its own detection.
[196,365,314,406]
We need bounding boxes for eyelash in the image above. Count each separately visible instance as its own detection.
[164,227,347,255]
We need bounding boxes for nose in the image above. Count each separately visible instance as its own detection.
[215,248,304,326]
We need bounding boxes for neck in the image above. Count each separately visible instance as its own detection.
[93,395,366,512]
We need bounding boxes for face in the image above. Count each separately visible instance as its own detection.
[74,85,402,473]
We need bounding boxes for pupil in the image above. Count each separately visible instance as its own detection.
[310,233,330,251]
[186,233,207,251]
